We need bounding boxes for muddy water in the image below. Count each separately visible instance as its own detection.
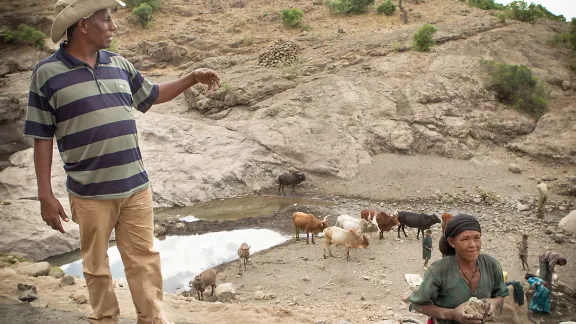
[154,195,336,222]
[55,229,288,293]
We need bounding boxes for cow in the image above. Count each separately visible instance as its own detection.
[361,209,400,240]
[397,211,441,239]
[293,212,330,244]
[237,242,251,271]
[335,215,378,234]
[323,227,370,261]
[278,171,306,195]
[441,212,454,233]
[189,268,217,301]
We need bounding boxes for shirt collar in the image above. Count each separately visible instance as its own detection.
[54,42,112,68]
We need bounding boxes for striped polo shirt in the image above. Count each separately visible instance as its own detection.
[23,43,159,199]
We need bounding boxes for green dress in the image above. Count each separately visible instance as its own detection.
[409,254,510,324]
[423,236,433,259]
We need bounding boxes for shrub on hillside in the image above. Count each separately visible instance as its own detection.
[325,0,375,15]
[125,0,159,10]
[376,0,396,16]
[280,8,304,27]
[481,60,548,119]
[507,1,543,23]
[467,0,504,10]
[3,24,45,49]
[571,18,576,52]
[133,3,154,27]
[412,24,437,52]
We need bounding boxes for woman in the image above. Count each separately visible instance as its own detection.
[409,214,510,324]
[525,273,550,314]
[538,250,567,289]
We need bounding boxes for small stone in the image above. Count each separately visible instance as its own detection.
[545,226,555,234]
[561,80,571,91]
[49,267,65,279]
[254,290,266,300]
[338,28,345,34]
[302,276,310,282]
[385,310,394,317]
[72,294,88,304]
[292,296,300,304]
[552,234,565,244]
[61,275,76,286]
[215,283,236,302]
[19,287,38,303]
[508,164,522,174]
[305,292,311,296]
[362,275,372,281]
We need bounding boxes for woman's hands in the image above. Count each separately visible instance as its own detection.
[451,303,483,324]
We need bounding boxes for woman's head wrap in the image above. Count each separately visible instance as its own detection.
[439,214,481,256]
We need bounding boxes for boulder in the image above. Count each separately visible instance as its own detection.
[559,210,576,234]
[215,282,236,302]
[0,199,80,261]
[18,285,38,303]
[15,262,51,277]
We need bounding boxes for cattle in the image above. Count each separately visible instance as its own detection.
[361,209,400,240]
[397,211,441,239]
[441,212,454,233]
[335,215,378,234]
[323,227,370,261]
[293,212,330,244]
[189,268,217,301]
[237,242,251,271]
[278,171,306,195]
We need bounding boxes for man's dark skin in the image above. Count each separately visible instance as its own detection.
[36,8,221,233]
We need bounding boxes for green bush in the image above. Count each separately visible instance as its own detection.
[412,24,437,52]
[571,18,576,52]
[481,60,548,119]
[4,24,46,49]
[467,0,504,10]
[325,0,375,15]
[133,3,154,27]
[495,11,508,23]
[507,1,543,23]
[376,0,396,16]
[280,8,304,27]
[125,0,159,10]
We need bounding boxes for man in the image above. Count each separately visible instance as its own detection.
[536,180,548,218]
[538,251,567,289]
[23,0,221,323]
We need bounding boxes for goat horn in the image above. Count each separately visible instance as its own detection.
[323,215,330,222]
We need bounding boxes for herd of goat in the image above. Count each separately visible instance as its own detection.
[189,207,453,301]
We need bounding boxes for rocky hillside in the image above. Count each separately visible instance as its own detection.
[0,0,575,258]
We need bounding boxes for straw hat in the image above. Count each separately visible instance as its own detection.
[50,0,125,44]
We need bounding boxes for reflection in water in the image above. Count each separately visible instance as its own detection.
[154,195,335,222]
[179,215,200,222]
[60,229,288,293]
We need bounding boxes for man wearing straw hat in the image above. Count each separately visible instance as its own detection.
[23,1,221,323]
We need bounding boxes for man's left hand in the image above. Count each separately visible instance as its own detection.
[192,68,222,92]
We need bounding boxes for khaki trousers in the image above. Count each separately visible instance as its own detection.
[69,187,169,324]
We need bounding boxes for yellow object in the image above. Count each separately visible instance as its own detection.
[503,271,508,282]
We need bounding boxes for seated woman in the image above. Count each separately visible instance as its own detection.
[409,214,510,324]
[525,273,551,314]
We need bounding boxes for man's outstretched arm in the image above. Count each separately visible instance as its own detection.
[155,68,222,105]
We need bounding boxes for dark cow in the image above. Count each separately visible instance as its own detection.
[278,171,306,195]
[397,211,441,239]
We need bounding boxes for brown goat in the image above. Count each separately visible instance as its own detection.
[237,242,251,271]
[292,212,330,244]
[189,268,217,301]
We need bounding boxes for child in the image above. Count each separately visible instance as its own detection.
[422,229,433,269]
[518,233,529,270]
